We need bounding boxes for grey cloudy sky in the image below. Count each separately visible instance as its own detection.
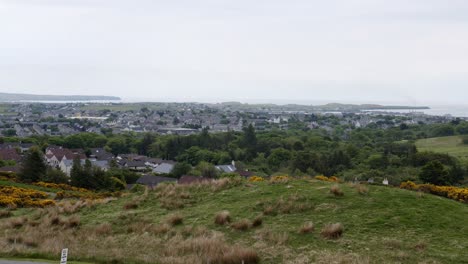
[0,0,467,104]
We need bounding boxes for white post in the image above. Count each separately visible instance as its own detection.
[60,248,68,264]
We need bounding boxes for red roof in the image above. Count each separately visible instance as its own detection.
[0,149,21,162]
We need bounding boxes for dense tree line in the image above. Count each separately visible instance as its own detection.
[8,120,468,187]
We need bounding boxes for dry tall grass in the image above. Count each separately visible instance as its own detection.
[0,207,260,264]
[0,210,12,218]
[255,229,289,245]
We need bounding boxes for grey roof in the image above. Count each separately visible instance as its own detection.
[153,163,175,174]
[62,159,109,169]
[125,160,147,167]
[136,175,176,186]
[215,164,236,173]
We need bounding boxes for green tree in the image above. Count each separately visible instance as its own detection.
[196,161,219,178]
[419,160,449,185]
[139,133,155,156]
[171,162,192,178]
[455,122,468,135]
[70,157,83,187]
[242,124,257,160]
[267,148,292,171]
[43,168,69,184]
[19,147,47,183]
[107,137,129,156]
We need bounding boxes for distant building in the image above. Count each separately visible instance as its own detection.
[215,161,237,173]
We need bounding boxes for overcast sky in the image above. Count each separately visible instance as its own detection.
[0,0,467,105]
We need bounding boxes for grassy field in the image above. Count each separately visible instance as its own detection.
[1,179,467,264]
[416,135,468,161]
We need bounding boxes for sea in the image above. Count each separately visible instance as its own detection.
[364,106,468,118]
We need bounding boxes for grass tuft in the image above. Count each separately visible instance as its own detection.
[65,215,81,228]
[123,200,139,210]
[167,214,184,226]
[251,215,263,227]
[0,210,12,218]
[321,223,344,239]
[231,219,251,231]
[214,211,231,225]
[9,217,26,228]
[356,184,369,195]
[330,185,344,197]
[95,223,113,235]
[299,222,315,234]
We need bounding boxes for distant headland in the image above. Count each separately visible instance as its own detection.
[0,92,121,102]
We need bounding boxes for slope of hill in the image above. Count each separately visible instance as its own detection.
[1,179,467,264]
[416,136,468,161]
[0,92,120,102]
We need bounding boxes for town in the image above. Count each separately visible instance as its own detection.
[0,102,459,137]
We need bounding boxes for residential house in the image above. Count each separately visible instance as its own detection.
[215,161,237,173]
[0,148,22,163]
[45,147,86,167]
[60,159,110,176]
[153,161,176,174]
[124,160,148,171]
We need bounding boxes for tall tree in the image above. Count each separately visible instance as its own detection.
[19,147,47,183]
[242,124,257,160]
[139,133,155,156]
[419,160,449,185]
[70,157,83,187]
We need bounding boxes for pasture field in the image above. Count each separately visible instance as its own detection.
[0,178,467,264]
[416,135,468,161]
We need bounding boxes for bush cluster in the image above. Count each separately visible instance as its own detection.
[248,176,264,182]
[400,181,468,203]
[269,175,290,183]
[34,181,90,193]
[0,186,55,208]
[315,175,339,182]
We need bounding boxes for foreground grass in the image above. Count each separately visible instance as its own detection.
[416,135,468,161]
[0,257,91,264]
[1,179,467,263]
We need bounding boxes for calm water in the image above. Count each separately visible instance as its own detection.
[366,105,468,118]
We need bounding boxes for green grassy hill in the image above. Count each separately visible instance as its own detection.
[416,136,468,162]
[1,179,467,264]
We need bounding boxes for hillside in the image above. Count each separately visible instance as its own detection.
[0,92,120,102]
[1,178,467,264]
[416,136,468,161]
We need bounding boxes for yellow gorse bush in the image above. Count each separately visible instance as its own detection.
[0,186,55,208]
[269,175,290,183]
[400,181,468,203]
[248,176,264,182]
[315,175,339,183]
[34,182,90,193]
